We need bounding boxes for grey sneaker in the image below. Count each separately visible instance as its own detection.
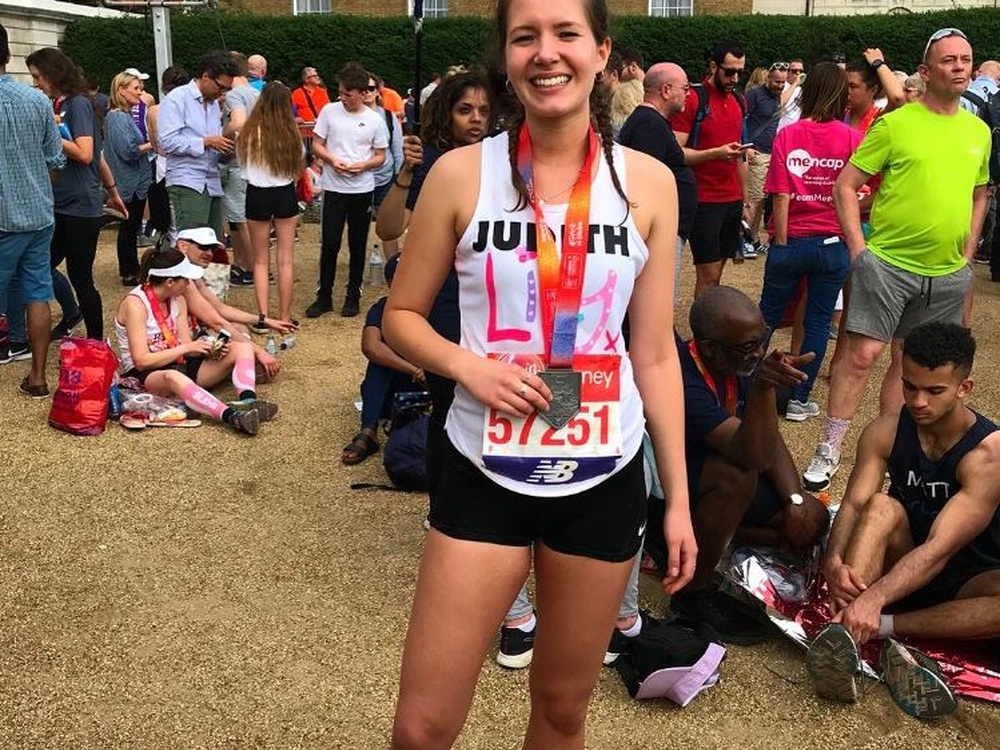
[803,442,840,492]
[880,639,957,719]
[228,407,260,436]
[806,624,861,703]
[786,399,820,422]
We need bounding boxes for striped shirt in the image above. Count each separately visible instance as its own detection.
[0,75,66,232]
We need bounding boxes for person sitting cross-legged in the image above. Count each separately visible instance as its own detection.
[652,286,829,644]
[342,254,426,465]
[807,321,1000,717]
[115,245,277,435]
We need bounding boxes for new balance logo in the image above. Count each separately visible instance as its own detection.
[526,459,579,484]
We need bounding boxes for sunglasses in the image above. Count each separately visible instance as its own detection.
[770,62,790,71]
[922,27,968,60]
[366,85,378,92]
[707,327,773,359]
[212,77,232,93]
[720,66,744,78]
[789,68,804,75]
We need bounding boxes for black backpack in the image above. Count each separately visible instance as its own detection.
[962,88,1000,184]
[688,83,748,150]
[351,391,431,493]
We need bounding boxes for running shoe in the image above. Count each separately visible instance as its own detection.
[803,442,840,492]
[806,624,861,703]
[879,639,957,719]
[604,610,659,665]
[786,399,821,422]
[497,621,535,669]
[0,342,31,364]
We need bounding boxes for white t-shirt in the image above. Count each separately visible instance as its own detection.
[312,102,388,194]
[777,85,802,132]
[446,132,648,497]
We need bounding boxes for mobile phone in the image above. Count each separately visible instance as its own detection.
[217,328,231,344]
[739,142,755,149]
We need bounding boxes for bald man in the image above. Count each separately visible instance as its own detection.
[649,287,828,644]
[247,54,267,91]
[618,62,696,302]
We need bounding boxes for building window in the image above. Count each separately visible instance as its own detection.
[649,0,692,17]
[408,0,448,17]
[294,0,331,14]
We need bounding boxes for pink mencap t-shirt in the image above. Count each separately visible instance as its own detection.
[765,119,863,238]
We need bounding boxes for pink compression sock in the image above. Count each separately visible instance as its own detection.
[180,383,228,421]
[232,355,256,396]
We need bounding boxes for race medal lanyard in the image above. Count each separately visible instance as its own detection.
[142,285,184,364]
[687,340,738,417]
[516,123,599,430]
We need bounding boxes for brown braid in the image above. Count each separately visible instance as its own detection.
[503,76,631,218]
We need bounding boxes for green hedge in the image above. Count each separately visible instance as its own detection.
[62,8,1000,98]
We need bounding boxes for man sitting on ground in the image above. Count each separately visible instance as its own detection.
[174,227,296,380]
[807,322,999,716]
[657,286,828,643]
[342,254,426,465]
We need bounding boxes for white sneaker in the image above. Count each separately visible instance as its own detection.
[786,399,820,422]
[803,442,840,492]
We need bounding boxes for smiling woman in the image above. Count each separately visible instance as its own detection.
[384,0,691,747]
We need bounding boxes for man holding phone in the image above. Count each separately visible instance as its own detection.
[671,41,751,298]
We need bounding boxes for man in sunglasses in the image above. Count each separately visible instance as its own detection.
[158,50,239,243]
[646,286,828,644]
[670,42,751,298]
[743,62,789,251]
[804,28,991,493]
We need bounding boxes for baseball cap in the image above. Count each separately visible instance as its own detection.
[177,227,225,248]
[147,256,204,280]
[124,67,150,81]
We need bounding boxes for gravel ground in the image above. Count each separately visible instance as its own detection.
[0,222,997,750]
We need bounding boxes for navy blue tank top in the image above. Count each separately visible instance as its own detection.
[887,407,1000,569]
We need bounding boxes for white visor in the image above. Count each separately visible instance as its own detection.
[147,257,204,280]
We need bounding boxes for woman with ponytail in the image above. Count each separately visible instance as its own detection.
[385,0,693,746]
[114,246,278,436]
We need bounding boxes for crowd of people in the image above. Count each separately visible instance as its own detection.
[2,2,999,745]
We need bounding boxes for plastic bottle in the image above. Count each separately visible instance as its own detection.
[264,332,279,355]
[280,334,296,350]
[367,243,384,287]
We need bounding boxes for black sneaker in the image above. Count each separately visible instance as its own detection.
[52,313,83,340]
[18,376,50,399]
[341,299,360,318]
[604,610,660,665]
[0,342,30,364]
[227,407,260,436]
[670,585,770,645]
[305,298,333,318]
[496,622,535,669]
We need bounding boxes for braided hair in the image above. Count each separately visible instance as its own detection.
[489,0,631,214]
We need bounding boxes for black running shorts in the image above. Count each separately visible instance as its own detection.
[891,563,1000,612]
[688,200,743,265]
[245,182,299,222]
[430,439,647,563]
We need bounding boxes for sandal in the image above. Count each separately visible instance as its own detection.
[342,431,379,465]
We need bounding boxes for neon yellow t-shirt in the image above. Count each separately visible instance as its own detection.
[850,103,990,276]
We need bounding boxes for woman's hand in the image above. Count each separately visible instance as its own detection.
[185,339,214,358]
[457,356,552,418]
[266,317,298,334]
[661,502,697,595]
[401,135,422,172]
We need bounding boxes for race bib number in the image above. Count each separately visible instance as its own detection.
[482,352,622,486]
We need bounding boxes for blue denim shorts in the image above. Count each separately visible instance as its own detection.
[0,224,56,303]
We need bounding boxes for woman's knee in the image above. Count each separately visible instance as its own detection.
[528,685,589,738]
[391,705,460,750]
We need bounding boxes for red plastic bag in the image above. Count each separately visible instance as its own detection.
[48,337,120,436]
[295,168,313,204]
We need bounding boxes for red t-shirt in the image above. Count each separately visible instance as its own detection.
[669,80,745,203]
[765,119,863,238]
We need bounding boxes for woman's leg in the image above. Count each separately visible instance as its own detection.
[61,215,104,339]
[524,542,634,750]
[117,195,146,281]
[273,216,297,322]
[144,369,228,422]
[797,242,850,402]
[392,532,532,750]
[197,340,257,398]
[757,243,804,334]
[247,218,271,316]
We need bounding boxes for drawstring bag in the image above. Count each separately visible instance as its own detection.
[614,616,727,707]
[48,337,119,436]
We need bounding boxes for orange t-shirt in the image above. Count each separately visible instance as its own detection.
[380,87,405,118]
[292,85,331,122]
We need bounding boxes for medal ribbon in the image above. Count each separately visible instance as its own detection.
[142,285,184,364]
[687,340,738,417]
[516,123,599,367]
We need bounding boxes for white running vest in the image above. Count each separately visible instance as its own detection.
[445,131,649,497]
[115,286,182,373]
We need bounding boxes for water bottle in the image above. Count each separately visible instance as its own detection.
[264,332,279,355]
[280,334,296,350]
[367,244,384,287]
[108,382,122,421]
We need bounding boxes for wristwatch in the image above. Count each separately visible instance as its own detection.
[871,59,885,70]
[257,312,266,328]
[789,492,804,506]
